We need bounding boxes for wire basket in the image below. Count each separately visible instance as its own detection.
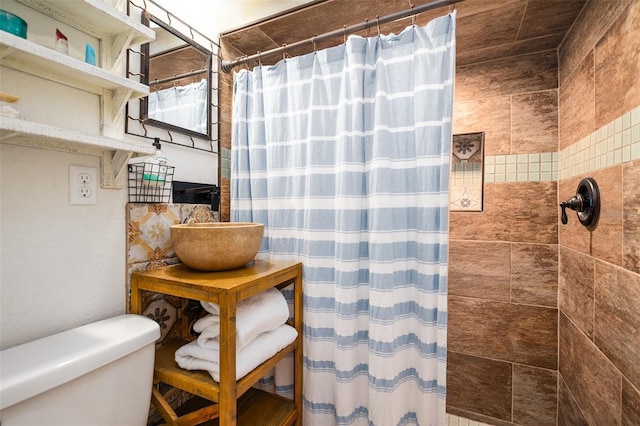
[128,162,175,203]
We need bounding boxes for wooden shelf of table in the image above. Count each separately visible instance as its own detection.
[130,260,303,426]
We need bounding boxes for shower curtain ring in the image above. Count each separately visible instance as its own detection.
[409,1,416,25]
[365,18,370,37]
[312,35,317,52]
[343,25,347,43]
[282,44,287,60]
[257,51,262,66]
[376,15,380,36]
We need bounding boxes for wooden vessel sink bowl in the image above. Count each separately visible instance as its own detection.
[170,222,264,271]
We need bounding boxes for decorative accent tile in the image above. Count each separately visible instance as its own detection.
[221,146,232,179]
[126,203,220,340]
[127,204,181,264]
[559,104,640,179]
[484,152,557,183]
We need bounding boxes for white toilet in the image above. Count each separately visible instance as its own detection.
[0,314,160,425]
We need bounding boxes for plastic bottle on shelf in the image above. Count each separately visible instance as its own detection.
[128,138,168,187]
[153,138,168,180]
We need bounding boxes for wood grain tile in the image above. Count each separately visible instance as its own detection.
[456,1,526,53]
[559,0,631,86]
[447,351,512,421]
[453,96,511,156]
[594,260,640,388]
[450,182,557,244]
[446,407,514,426]
[449,296,558,369]
[449,240,510,301]
[222,26,280,58]
[517,1,586,40]
[559,51,595,150]
[559,312,622,426]
[623,378,640,426]
[511,243,558,307]
[511,90,558,154]
[594,0,640,128]
[590,165,623,266]
[558,375,589,426]
[512,364,558,426]
[623,160,640,273]
[457,33,563,67]
[503,181,558,244]
[456,50,558,101]
[558,246,594,338]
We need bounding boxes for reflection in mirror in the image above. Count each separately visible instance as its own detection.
[450,132,484,212]
[142,14,211,138]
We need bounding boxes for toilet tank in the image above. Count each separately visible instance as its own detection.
[0,314,160,426]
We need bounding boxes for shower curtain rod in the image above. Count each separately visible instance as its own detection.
[221,0,464,73]
[150,67,208,86]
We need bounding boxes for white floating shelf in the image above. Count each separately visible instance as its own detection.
[15,0,155,47]
[0,31,149,100]
[0,117,156,155]
[0,117,156,188]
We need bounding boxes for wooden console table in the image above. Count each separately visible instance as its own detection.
[130,260,303,426]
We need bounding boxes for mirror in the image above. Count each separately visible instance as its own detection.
[450,132,484,212]
[140,13,212,139]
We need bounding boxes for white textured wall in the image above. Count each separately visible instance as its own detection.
[153,0,315,39]
[0,145,127,349]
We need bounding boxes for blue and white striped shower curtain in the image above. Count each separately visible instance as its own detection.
[232,12,456,426]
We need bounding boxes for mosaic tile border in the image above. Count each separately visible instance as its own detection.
[221,146,231,179]
[479,105,639,184]
[484,152,558,183]
[559,105,640,179]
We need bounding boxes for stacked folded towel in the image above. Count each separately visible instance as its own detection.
[175,287,297,382]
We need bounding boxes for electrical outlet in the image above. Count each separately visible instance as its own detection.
[69,165,97,205]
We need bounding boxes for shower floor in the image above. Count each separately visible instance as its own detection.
[446,413,492,426]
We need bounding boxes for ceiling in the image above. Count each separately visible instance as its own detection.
[221,0,587,67]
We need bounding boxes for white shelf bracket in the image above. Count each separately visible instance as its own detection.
[109,31,135,72]
[106,87,134,124]
[101,149,133,188]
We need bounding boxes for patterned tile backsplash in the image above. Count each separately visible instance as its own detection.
[126,203,219,419]
[126,203,220,343]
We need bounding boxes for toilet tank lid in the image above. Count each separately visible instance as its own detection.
[0,314,160,411]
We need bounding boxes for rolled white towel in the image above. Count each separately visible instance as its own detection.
[195,287,289,350]
[175,323,298,382]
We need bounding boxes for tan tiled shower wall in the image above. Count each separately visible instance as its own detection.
[448,44,560,424]
[557,0,640,424]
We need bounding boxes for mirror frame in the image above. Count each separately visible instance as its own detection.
[139,12,213,140]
